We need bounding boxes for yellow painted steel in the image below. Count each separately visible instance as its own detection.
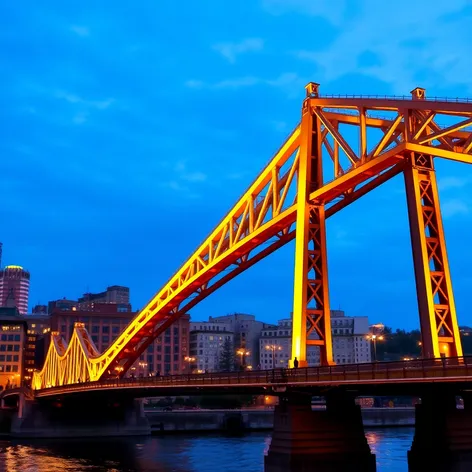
[33,90,472,390]
[404,160,463,359]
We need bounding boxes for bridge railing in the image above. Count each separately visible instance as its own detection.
[317,94,472,104]
[34,356,472,396]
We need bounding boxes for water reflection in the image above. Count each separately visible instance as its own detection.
[0,429,414,472]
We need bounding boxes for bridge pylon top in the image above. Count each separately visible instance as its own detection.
[411,87,426,100]
[305,82,320,98]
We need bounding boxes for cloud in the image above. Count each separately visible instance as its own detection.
[55,91,114,110]
[185,72,306,96]
[70,25,90,37]
[437,176,469,191]
[213,38,264,63]
[284,0,472,93]
[441,198,469,218]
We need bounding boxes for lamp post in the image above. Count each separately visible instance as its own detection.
[366,334,384,362]
[184,356,196,373]
[138,361,148,377]
[236,348,250,369]
[265,344,282,369]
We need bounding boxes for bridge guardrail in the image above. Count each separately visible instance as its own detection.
[316,94,472,104]
[34,356,472,396]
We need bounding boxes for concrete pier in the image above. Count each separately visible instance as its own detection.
[409,390,472,472]
[8,396,150,438]
[264,392,376,472]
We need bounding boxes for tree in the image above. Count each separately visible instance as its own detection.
[218,338,235,372]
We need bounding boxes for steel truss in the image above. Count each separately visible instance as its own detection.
[33,84,472,390]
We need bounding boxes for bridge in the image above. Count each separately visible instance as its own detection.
[13,84,472,471]
[30,356,472,399]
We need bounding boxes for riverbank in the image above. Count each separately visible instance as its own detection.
[145,407,415,434]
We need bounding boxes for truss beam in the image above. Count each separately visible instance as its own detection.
[404,153,463,359]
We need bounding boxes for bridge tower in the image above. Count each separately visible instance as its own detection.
[291,83,334,367]
[404,87,463,359]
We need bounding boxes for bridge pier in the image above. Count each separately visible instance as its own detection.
[264,390,376,472]
[9,394,150,438]
[408,389,472,472]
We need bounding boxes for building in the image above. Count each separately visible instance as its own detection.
[259,319,320,369]
[189,321,234,372]
[78,285,131,311]
[32,305,48,315]
[332,310,371,364]
[47,298,78,314]
[22,314,51,385]
[258,310,371,369]
[0,307,27,389]
[209,313,264,368]
[0,265,30,315]
[50,307,190,376]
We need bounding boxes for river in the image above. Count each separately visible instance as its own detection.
[0,428,414,471]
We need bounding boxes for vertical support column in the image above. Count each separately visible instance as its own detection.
[291,93,333,367]
[264,392,376,472]
[404,152,462,359]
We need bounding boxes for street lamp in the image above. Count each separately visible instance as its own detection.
[236,348,250,368]
[366,335,384,362]
[184,356,196,373]
[138,361,148,377]
[265,344,282,369]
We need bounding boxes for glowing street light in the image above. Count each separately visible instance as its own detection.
[236,348,250,367]
[265,344,282,369]
[366,334,384,362]
[184,356,196,373]
[138,361,148,376]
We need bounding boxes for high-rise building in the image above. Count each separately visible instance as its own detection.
[259,311,372,369]
[189,321,234,372]
[22,314,51,386]
[0,265,30,315]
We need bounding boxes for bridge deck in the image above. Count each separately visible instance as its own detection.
[32,357,472,398]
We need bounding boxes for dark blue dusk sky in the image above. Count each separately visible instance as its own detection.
[2,1,472,330]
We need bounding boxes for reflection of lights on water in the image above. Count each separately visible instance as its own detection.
[263,435,272,455]
[365,431,380,452]
[3,444,96,471]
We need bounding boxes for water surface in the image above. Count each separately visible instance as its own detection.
[0,428,414,471]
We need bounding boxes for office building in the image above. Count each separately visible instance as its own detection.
[0,265,30,315]
[47,298,78,314]
[0,307,27,389]
[23,315,51,385]
[78,285,131,311]
[332,310,371,364]
[189,321,234,372]
[259,310,371,369]
[209,313,264,368]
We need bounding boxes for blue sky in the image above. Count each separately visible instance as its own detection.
[1,0,472,330]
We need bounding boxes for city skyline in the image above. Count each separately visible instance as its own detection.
[2,1,472,332]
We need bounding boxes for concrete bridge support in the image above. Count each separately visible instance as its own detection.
[264,391,376,472]
[9,394,150,438]
[409,389,472,472]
